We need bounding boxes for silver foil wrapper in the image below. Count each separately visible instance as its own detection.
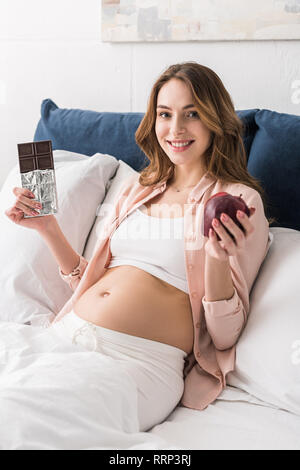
[21,168,58,218]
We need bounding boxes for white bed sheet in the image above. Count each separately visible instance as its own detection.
[2,315,298,450]
[0,320,181,450]
[149,386,300,450]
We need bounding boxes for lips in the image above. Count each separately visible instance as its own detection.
[166,140,195,151]
[166,140,194,144]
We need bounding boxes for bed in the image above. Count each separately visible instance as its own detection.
[0,100,299,450]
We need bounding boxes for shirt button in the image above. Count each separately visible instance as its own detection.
[196,322,200,328]
[191,292,198,298]
[215,370,222,377]
[188,264,193,270]
[196,351,201,358]
[188,197,195,203]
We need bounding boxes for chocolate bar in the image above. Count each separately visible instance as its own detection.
[17,140,58,218]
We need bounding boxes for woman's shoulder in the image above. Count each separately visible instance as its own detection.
[116,173,152,200]
[118,173,140,193]
[215,179,261,200]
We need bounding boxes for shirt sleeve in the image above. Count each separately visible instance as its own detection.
[202,189,272,351]
[58,255,89,292]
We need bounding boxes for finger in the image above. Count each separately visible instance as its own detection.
[210,227,226,250]
[236,210,255,235]
[15,199,40,216]
[14,207,26,217]
[15,194,41,214]
[13,187,40,210]
[5,207,24,222]
[13,187,35,198]
[209,228,229,257]
[220,213,245,246]
[212,217,238,250]
[5,206,19,216]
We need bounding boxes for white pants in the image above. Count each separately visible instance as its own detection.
[50,310,187,432]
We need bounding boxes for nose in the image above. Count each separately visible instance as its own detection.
[170,115,186,135]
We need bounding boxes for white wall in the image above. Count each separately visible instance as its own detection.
[0,0,299,189]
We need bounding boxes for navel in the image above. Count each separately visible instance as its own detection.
[101,291,111,297]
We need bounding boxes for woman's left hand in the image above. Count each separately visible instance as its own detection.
[204,207,256,262]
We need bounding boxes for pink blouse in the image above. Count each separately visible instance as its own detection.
[54,172,272,411]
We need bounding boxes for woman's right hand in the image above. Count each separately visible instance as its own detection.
[4,187,56,232]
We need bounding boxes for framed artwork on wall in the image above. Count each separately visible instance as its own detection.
[101,0,300,42]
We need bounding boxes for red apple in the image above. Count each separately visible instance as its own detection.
[203,192,250,240]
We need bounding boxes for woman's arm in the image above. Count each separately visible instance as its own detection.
[202,190,271,351]
[203,254,244,351]
[38,218,81,276]
[38,218,88,291]
[204,255,235,302]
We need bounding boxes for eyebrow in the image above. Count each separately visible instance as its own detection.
[156,104,196,110]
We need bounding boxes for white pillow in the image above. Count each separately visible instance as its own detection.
[83,159,139,260]
[226,227,300,416]
[0,150,119,324]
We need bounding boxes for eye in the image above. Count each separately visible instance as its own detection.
[186,111,199,118]
[157,110,199,118]
[158,112,170,118]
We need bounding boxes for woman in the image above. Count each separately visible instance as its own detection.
[5,62,273,433]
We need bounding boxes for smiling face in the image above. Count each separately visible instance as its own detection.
[155,78,212,172]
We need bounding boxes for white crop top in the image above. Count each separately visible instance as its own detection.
[108,207,188,293]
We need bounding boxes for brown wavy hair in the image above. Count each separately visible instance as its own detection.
[135,62,276,225]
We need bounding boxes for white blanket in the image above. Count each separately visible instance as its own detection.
[2,320,299,450]
[0,321,177,450]
[150,385,300,450]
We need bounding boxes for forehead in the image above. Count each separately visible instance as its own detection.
[157,78,194,105]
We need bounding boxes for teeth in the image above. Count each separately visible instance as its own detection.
[169,141,193,148]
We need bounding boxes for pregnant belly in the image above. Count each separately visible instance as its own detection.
[73,265,194,355]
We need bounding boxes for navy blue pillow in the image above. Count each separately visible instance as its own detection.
[248,109,300,231]
[236,108,259,160]
[34,99,257,172]
[34,99,148,171]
